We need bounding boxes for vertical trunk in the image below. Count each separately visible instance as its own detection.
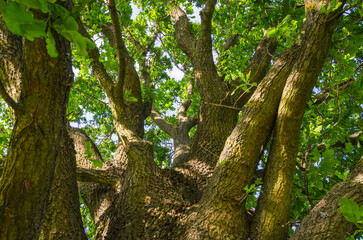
[0,27,74,239]
[40,128,87,240]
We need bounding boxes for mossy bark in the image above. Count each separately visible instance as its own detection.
[0,26,76,240]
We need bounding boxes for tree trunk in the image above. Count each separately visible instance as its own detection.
[0,12,83,239]
[40,127,87,240]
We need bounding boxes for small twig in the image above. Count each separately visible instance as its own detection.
[198,143,220,160]
[74,87,108,105]
[204,101,241,111]
[233,84,256,107]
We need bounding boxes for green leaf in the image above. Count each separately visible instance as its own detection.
[21,21,47,41]
[46,30,58,57]
[90,158,103,168]
[3,1,46,40]
[339,198,362,226]
[84,141,93,158]
[3,1,34,34]
[124,89,138,102]
[320,5,327,14]
[335,169,350,181]
[344,142,354,153]
[0,0,6,13]
[51,3,95,56]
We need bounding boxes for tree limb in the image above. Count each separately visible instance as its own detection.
[150,105,175,137]
[76,18,114,94]
[232,36,278,108]
[199,0,217,49]
[0,79,24,114]
[222,34,239,51]
[170,4,197,60]
[313,78,355,105]
[76,168,119,188]
[106,0,127,100]
[291,155,363,240]
[177,78,194,121]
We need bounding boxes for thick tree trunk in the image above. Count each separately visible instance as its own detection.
[0,29,75,240]
[40,127,87,240]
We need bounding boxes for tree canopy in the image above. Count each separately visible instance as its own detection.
[0,0,362,239]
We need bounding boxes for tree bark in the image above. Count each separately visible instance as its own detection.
[0,24,76,239]
[250,3,342,238]
[40,128,87,240]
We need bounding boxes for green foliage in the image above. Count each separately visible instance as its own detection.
[0,0,95,57]
[339,198,363,240]
[243,178,263,209]
[2,1,46,40]
[1,0,361,237]
[0,100,12,163]
[79,195,95,239]
[320,0,342,14]
[84,141,103,168]
[339,198,363,228]
[124,89,138,102]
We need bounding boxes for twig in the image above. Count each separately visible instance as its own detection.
[74,87,108,105]
[204,101,241,111]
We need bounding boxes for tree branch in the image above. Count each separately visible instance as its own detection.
[291,155,363,240]
[177,78,194,121]
[106,0,127,99]
[150,105,175,137]
[0,79,24,114]
[232,36,278,108]
[76,168,119,188]
[170,4,197,59]
[222,34,239,51]
[76,18,114,94]
[313,78,355,105]
[199,0,217,48]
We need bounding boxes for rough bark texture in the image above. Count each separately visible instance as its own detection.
[0,0,353,239]
[250,4,341,239]
[66,1,349,240]
[170,3,278,199]
[40,128,87,240]
[0,23,76,240]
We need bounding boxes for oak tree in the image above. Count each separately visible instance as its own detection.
[0,0,362,239]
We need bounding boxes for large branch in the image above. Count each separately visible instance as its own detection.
[251,4,341,237]
[76,19,114,95]
[106,0,127,99]
[0,79,23,114]
[68,126,104,168]
[150,106,175,137]
[76,168,119,188]
[199,0,217,46]
[186,40,300,239]
[170,5,197,60]
[232,36,278,108]
[291,155,363,240]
